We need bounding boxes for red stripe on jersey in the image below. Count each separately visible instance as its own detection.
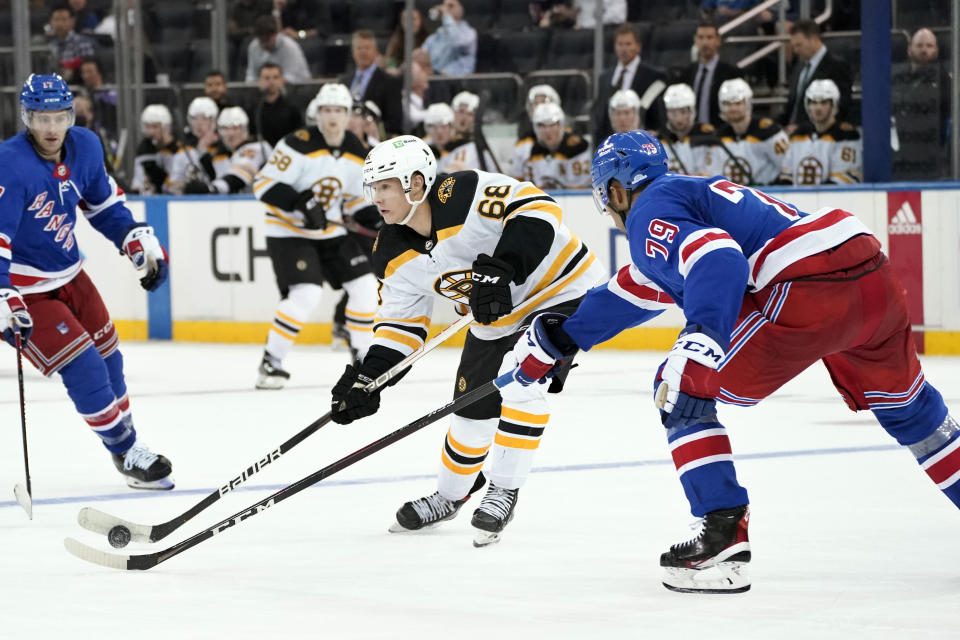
[616,266,674,304]
[671,434,733,470]
[751,209,852,282]
[0,236,10,251]
[925,445,960,485]
[681,231,734,265]
[10,273,47,287]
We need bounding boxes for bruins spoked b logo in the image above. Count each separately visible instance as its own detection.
[434,269,474,302]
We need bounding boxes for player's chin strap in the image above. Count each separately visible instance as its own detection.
[400,191,428,226]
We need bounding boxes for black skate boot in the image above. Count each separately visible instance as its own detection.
[389,473,486,533]
[112,442,174,490]
[471,482,520,548]
[256,353,290,390]
[660,504,750,594]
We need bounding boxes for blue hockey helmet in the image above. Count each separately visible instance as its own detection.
[590,130,668,216]
[20,73,75,129]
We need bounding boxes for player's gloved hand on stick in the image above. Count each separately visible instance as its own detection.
[122,224,169,292]
[510,312,577,386]
[655,325,725,428]
[469,254,514,324]
[331,363,381,424]
[294,189,327,230]
[183,179,212,194]
[0,289,33,348]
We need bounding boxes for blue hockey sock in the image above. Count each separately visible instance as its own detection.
[666,420,749,517]
[59,347,136,454]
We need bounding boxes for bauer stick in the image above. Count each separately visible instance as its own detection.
[64,370,515,570]
[75,313,475,545]
[13,333,33,519]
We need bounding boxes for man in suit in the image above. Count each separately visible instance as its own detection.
[781,19,853,133]
[340,30,403,137]
[593,23,668,142]
[682,19,741,127]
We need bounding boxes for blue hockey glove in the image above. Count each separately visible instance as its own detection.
[0,288,33,348]
[122,224,169,291]
[655,326,724,428]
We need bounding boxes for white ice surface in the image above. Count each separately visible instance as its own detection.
[1,342,959,639]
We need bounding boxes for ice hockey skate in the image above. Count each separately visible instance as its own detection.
[256,354,290,390]
[471,482,519,547]
[659,504,751,594]
[389,473,485,533]
[111,442,174,490]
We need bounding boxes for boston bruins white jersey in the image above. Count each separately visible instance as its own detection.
[253,127,367,240]
[131,137,180,194]
[781,121,862,185]
[216,138,271,193]
[437,135,499,174]
[168,137,220,193]
[525,132,592,190]
[699,117,790,186]
[370,170,605,358]
[512,131,535,180]
[657,123,717,176]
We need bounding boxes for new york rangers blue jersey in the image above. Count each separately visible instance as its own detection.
[0,127,136,293]
[562,173,873,350]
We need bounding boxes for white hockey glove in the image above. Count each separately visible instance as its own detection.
[122,224,169,291]
[509,313,576,386]
[655,326,724,428]
[0,288,33,348]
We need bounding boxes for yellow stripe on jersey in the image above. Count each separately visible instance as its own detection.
[447,430,490,456]
[270,324,298,341]
[516,185,549,199]
[276,311,302,327]
[493,433,541,450]
[253,176,274,193]
[374,327,423,350]
[265,217,342,237]
[346,309,377,319]
[346,322,374,332]
[500,407,549,425]
[383,249,421,279]
[527,236,579,298]
[307,149,331,159]
[265,204,297,224]
[375,315,431,327]
[343,152,364,166]
[503,200,562,225]
[436,225,464,242]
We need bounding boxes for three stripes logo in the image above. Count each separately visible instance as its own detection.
[888,200,921,235]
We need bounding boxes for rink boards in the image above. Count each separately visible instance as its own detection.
[74,182,960,353]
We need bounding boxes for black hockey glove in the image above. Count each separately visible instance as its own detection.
[183,179,211,194]
[469,254,515,325]
[143,161,167,193]
[331,363,381,425]
[294,189,327,230]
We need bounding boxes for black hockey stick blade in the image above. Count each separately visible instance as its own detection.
[64,372,513,570]
[75,315,474,544]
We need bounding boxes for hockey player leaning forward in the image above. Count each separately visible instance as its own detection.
[0,74,174,489]
[507,130,960,592]
[330,135,605,546]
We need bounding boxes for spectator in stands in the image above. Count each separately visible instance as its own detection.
[531,1,577,28]
[658,83,717,175]
[79,58,117,143]
[513,84,561,180]
[341,30,403,136]
[245,15,311,84]
[682,20,740,127]
[47,5,98,83]
[701,78,789,185]
[782,19,853,132]
[348,101,384,149]
[230,0,273,49]
[592,23,667,141]
[423,103,456,161]
[408,61,432,132]
[69,0,101,33]
[385,9,431,69]
[204,71,231,111]
[422,0,477,77]
[781,79,861,185]
[526,102,591,190]
[891,28,952,180]
[700,0,774,33]
[253,62,304,147]
[608,89,641,133]
[132,104,181,195]
[272,0,331,42]
[573,0,627,29]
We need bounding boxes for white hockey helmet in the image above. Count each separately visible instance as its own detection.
[452,90,479,113]
[424,102,455,127]
[217,106,249,129]
[532,101,564,126]
[305,97,320,125]
[663,83,696,111]
[527,84,561,109]
[363,136,437,223]
[718,78,753,105]
[804,78,840,118]
[608,88,641,114]
[140,103,172,128]
[187,96,218,120]
[315,82,353,110]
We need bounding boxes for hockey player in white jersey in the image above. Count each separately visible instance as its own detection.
[780,79,862,185]
[442,91,500,173]
[699,78,789,185]
[169,96,220,194]
[422,103,457,167]
[609,88,641,133]
[252,83,379,388]
[512,84,561,180]
[131,104,180,194]
[524,102,592,190]
[657,83,717,175]
[330,136,605,546]
[184,107,271,194]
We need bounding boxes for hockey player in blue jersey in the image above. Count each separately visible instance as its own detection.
[0,74,174,490]
[503,130,959,593]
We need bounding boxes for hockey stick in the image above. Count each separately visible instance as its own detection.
[13,333,33,519]
[64,370,515,570]
[75,313,475,545]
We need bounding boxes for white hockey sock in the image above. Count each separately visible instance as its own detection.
[341,273,378,360]
[265,283,323,363]
[438,415,498,501]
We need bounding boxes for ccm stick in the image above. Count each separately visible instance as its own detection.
[64,371,514,570]
[76,314,474,545]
